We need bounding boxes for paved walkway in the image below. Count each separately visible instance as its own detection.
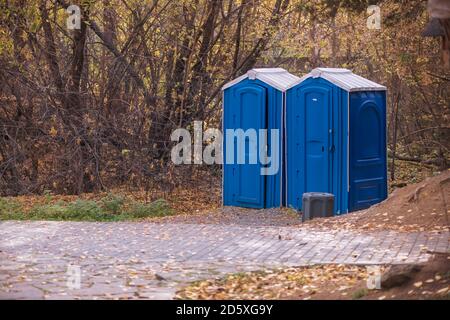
[0,221,448,299]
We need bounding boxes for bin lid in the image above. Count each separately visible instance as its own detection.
[222,68,300,92]
[302,192,335,198]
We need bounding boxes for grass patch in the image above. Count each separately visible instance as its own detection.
[352,288,369,300]
[101,193,125,215]
[127,198,173,218]
[0,197,24,220]
[0,195,173,221]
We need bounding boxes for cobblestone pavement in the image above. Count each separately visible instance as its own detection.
[0,221,449,299]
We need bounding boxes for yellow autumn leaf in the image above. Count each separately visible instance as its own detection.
[49,126,57,137]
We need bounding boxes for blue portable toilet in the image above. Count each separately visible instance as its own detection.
[222,68,300,208]
[285,68,387,214]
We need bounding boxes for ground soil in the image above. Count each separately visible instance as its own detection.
[357,253,450,300]
[305,170,450,232]
[176,253,450,300]
[152,206,302,226]
[311,253,450,300]
[159,170,450,232]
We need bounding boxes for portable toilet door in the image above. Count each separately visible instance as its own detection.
[285,68,387,214]
[222,68,300,209]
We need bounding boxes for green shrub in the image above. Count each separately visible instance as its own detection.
[127,198,173,218]
[65,199,110,221]
[0,198,23,220]
[43,189,53,204]
[28,201,69,220]
[1,195,173,221]
[28,200,117,221]
[101,193,125,215]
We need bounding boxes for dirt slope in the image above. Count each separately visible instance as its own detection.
[306,170,450,232]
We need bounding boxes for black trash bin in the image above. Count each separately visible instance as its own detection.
[301,192,334,222]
